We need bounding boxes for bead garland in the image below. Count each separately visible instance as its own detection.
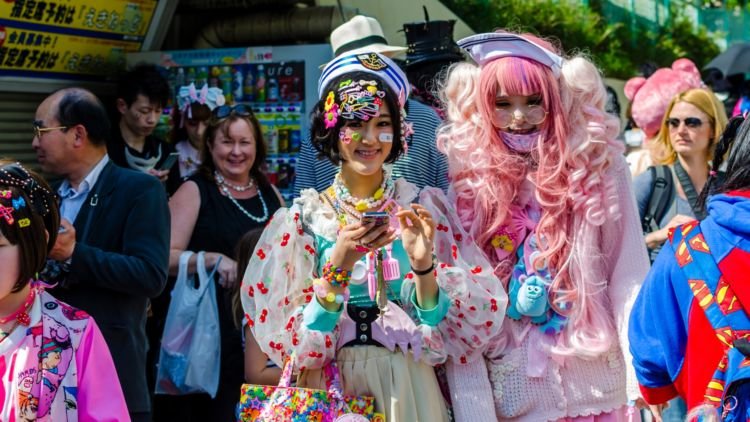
[214,170,256,192]
[332,168,394,213]
[215,172,269,223]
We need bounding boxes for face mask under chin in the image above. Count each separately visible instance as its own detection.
[498,129,541,153]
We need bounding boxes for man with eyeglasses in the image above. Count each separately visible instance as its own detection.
[32,87,170,422]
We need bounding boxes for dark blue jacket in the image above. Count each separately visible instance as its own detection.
[52,161,170,414]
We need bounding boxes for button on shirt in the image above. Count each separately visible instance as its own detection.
[58,155,109,224]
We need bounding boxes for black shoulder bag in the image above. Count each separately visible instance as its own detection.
[642,165,674,234]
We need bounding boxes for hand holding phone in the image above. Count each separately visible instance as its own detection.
[159,152,180,171]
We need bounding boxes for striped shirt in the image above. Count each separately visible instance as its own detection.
[292,99,449,197]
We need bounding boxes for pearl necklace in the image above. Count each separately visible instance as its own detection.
[214,171,255,192]
[332,169,394,213]
[215,174,269,223]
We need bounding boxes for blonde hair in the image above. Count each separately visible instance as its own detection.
[651,88,728,165]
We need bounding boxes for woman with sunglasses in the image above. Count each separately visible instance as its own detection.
[438,31,650,420]
[162,103,284,419]
[240,52,504,421]
[633,88,728,262]
[0,161,128,421]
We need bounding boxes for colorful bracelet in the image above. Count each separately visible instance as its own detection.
[322,261,352,288]
[313,278,350,304]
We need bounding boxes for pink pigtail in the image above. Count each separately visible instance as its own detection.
[547,56,623,357]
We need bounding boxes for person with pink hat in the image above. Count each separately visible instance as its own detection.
[623,59,706,176]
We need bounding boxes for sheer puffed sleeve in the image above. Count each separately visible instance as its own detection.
[405,186,509,365]
[241,190,341,370]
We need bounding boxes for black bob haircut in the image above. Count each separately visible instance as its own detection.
[310,71,404,166]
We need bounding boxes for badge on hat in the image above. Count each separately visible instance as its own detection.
[356,53,389,71]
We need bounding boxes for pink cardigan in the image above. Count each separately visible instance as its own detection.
[447,157,649,421]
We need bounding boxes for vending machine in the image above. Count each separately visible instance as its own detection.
[127,44,332,202]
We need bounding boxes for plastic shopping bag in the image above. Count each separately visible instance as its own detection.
[155,251,221,397]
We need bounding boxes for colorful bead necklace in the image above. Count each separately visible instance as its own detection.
[332,168,394,213]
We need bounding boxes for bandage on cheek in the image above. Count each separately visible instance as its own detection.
[339,128,363,144]
[378,133,393,143]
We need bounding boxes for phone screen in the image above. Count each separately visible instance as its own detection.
[159,152,180,171]
[361,211,389,227]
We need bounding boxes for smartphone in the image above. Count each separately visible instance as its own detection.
[361,211,389,227]
[158,152,180,171]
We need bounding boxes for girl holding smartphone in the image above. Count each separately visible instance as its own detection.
[240,52,506,420]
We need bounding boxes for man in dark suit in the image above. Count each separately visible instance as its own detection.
[32,87,169,422]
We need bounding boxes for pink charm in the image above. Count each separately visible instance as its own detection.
[0,204,14,225]
[382,244,400,281]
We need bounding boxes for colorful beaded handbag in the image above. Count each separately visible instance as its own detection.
[237,355,385,421]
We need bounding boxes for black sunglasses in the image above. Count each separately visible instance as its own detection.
[211,104,254,121]
[667,117,704,129]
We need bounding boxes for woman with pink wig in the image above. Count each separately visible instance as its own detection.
[438,31,650,421]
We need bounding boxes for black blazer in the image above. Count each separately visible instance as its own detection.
[52,161,170,414]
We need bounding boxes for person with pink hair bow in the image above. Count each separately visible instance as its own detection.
[166,83,226,194]
[437,30,650,421]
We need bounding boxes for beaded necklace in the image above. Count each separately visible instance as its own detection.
[332,168,394,213]
[214,171,268,223]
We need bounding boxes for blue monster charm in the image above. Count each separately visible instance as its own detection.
[506,235,555,325]
[515,275,550,322]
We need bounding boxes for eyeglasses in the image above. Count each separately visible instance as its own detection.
[32,121,67,138]
[494,105,548,128]
[667,117,704,129]
[211,104,253,122]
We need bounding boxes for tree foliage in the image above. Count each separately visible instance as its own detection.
[443,0,721,79]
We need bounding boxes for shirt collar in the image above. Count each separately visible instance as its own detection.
[58,155,110,198]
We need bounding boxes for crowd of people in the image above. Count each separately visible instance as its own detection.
[1,11,749,422]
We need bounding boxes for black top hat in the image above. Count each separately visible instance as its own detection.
[403,18,464,69]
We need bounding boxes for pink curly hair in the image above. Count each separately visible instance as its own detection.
[438,31,624,356]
